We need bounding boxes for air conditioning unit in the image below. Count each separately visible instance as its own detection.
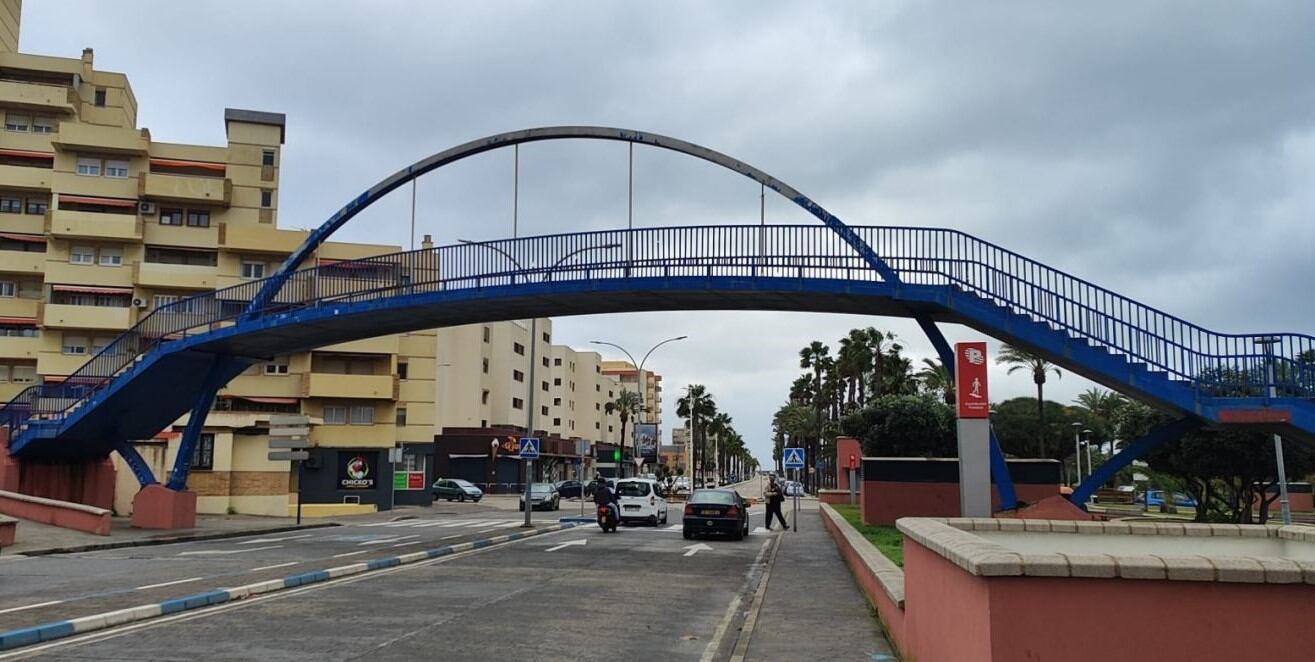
[138,201,157,215]
[132,297,147,308]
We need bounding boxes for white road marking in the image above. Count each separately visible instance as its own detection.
[391,541,423,548]
[683,543,713,557]
[250,562,300,572]
[477,527,502,534]
[359,535,419,546]
[135,577,204,591]
[332,550,368,559]
[236,534,313,545]
[440,534,463,540]
[0,600,62,615]
[544,539,588,552]
[177,545,283,556]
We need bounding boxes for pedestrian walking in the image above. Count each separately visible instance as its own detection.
[764,476,789,531]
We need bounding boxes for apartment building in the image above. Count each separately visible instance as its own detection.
[0,3,434,516]
[601,360,665,439]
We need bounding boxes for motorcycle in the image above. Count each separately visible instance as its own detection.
[597,504,618,533]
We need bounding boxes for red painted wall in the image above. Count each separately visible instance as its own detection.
[835,437,861,490]
[0,518,14,547]
[902,541,994,661]
[861,480,1056,525]
[0,492,111,535]
[0,426,115,510]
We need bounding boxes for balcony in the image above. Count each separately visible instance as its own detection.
[0,297,40,319]
[36,350,92,376]
[135,262,218,289]
[44,262,134,289]
[319,336,399,356]
[51,123,149,154]
[52,172,138,200]
[47,209,141,241]
[0,163,53,190]
[141,221,218,249]
[302,372,396,400]
[0,335,41,360]
[0,80,76,114]
[223,373,302,400]
[41,303,133,330]
[140,172,231,206]
[220,224,307,254]
[0,250,44,274]
[0,130,55,155]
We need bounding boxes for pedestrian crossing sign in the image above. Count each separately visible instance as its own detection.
[783,447,805,470]
[518,437,540,459]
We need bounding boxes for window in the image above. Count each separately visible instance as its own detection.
[541,406,548,416]
[323,405,347,425]
[76,157,101,176]
[0,324,40,338]
[69,245,96,265]
[190,433,215,470]
[260,190,273,208]
[0,281,13,297]
[62,335,88,355]
[94,88,106,106]
[553,418,561,426]
[349,405,374,425]
[0,197,20,213]
[186,210,210,227]
[4,113,29,132]
[91,336,114,355]
[512,397,524,410]
[513,342,525,355]
[153,295,179,309]
[542,332,550,343]
[481,358,489,374]
[542,357,549,368]
[553,397,561,406]
[395,407,408,426]
[595,384,601,392]
[12,365,36,384]
[595,422,600,430]
[31,116,54,134]
[104,160,129,178]
[554,358,562,367]
[146,246,216,266]
[541,381,549,392]
[595,403,601,411]
[240,261,265,279]
[262,150,275,166]
[553,378,561,387]
[481,390,490,405]
[159,208,183,226]
[25,199,47,215]
[513,370,524,382]
[98,246,122,267]
[397,362,408,380]
[480,419,488,428]
[264,360,289,375]
[482,326,490,343]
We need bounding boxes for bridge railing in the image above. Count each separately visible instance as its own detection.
[2,225,1312,438]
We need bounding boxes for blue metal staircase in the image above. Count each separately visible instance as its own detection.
[4,225,1313,464]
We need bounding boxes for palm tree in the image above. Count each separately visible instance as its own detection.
[917,357,954,405]
[708,411,733,482]
[1074,387,1127,456]
[676,385,715,486]
[865,328,901,399]
[605,389,644,476]
[837,329,872,409]
[799,341,831,491]
[996,345,1062,457]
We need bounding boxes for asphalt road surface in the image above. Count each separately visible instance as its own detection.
[2,484,814,661]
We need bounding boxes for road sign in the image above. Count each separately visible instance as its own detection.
[519,437,540,459]
[954,341,991,419]
[388,447,403,463]
[269,450,309,461]
[783,447,804,470]
[269,438,310,450]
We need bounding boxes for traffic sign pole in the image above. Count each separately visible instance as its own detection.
[518,437,541,528]
[269,415,310,527]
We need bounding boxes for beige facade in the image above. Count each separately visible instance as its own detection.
[601,360,665,436]
[0,5,435,516]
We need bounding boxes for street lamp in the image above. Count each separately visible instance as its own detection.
[1082,429,1093,481]
[459,239,621,527]
[1255,336,1292,525]
[489,438,499,494]
[1070,422,1083,487]
[591,336,688,478]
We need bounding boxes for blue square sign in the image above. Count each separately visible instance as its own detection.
[783,447,804,470]
[518,437,540,460]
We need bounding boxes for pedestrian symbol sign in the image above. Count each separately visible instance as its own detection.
[518,437,540,460]
[783,447,804,470]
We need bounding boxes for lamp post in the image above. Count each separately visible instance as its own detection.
[489,438,499,494]
[1255,336,1292,525]
[1070,422,1083,487]
[459,239,621,527]
[1082,429,1093,481]
[591,336,688,477]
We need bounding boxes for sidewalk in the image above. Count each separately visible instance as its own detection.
[743,500,897,661]
[1,513,343,556]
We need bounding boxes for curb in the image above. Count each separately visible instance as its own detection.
[558,516,595,524]
[0,522,581,651]
[11,522,341,558]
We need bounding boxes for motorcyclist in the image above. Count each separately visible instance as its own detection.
[592,474,618,524]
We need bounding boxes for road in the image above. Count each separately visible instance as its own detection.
[1,480,845,661]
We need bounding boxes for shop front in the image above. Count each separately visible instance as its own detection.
[300,448,394,509]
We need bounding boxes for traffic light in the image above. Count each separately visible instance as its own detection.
[613,449,621,462]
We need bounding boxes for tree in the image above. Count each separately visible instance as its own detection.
[996,345,1062,457]
[865,328,902,400]
[990,397,1083,462]
[841,395,956,458]
[799,341,831,491]
[605,389,644,476]
[676,385,715,485]
[837,329,873,409]
[916,358,954,405]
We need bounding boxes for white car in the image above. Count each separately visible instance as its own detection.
[783,481,804,497]
[615,478,669,526]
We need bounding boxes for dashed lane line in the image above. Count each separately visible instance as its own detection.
[134,578,202,591]
[0,602,62,617]
[249,562,299,573]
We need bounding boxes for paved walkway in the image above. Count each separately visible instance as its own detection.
[744,500,897,661]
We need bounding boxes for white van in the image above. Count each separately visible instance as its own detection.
[615,478,669,526]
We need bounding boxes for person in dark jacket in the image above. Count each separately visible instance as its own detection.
[764,476,789,530]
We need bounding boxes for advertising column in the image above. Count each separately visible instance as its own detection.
[955,342,991,517]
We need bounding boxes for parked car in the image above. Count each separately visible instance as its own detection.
[783,481,804,497]
[1138,490,1198,508]
[683,489,750,540]
[431,478,483,503]
[520,483,561,511]
[615,478,668,526]
[555,479,584,499]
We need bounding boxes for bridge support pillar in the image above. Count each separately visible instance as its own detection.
[1069,418,1200,509]
[132,483,197,530]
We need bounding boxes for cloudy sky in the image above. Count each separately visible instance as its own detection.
[24,2,1315,463]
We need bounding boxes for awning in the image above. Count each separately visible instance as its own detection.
[0,232,46,243]
[41,375,107,384]
[149,158,226,172]
[51,284,134,295]
[222,395,298,405]
[0,316,36,325]
[0,148,53,160]
[318,258,387,269]
[58,194,137,208]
